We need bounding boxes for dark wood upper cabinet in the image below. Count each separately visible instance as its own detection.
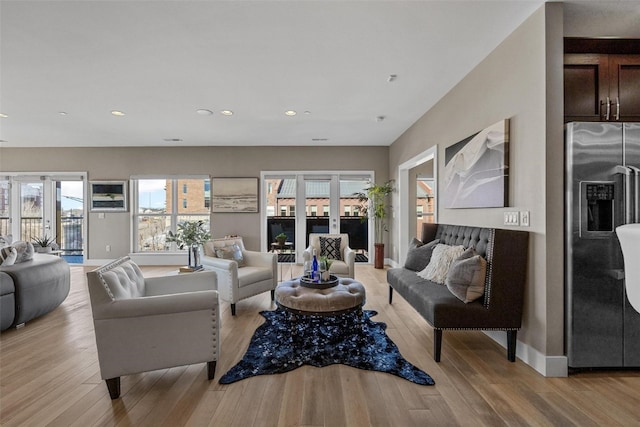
[609,55,640,121]
[564,52,640,122]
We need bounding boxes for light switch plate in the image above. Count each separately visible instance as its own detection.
[503,211,520,226]
[520,211,530,227]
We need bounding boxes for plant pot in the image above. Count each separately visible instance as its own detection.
[35,246,52,254]
[374,243,385,269]
[276,237,287,247]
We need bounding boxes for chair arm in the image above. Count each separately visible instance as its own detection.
[243,250,275,268]
[144,271,218,296]
[344,246,356,265]
[201,255,237,303]
[91,290,219,320]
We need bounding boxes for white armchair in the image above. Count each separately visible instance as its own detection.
[201,236,277,315]
[86,256,220,399]
[303,233,356,278]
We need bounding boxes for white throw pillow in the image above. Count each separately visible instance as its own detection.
[417,244,465,284]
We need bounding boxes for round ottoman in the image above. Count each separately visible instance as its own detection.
[275,277,366,315]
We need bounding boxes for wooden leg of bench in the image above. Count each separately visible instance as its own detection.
[207,361,217,380]
[433,330,442,362]
[106,377,120,399]
[270,289,275,301]
[389,286,393,304]
[231,303,236,316]
[507,330,517,362]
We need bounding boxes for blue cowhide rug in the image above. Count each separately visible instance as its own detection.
[219,309,435,385]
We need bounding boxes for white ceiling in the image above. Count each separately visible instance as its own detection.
[0,0,637,148]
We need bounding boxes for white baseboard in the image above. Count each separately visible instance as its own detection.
[484,330,568,377]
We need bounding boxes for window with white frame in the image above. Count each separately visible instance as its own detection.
[133,177,210,252]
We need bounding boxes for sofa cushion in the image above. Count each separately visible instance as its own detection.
[445,247,487,303]
[320,236,342,261]
[0,234,13,247]
[0,246,17,266]
[417,244,465,284]
[404,238,439,272]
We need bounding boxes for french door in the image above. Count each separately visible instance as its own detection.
[263,172,372,263]
[2,174,85,258]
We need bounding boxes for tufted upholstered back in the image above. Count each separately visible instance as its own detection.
[421,223,528,311]
[91,256,146,301]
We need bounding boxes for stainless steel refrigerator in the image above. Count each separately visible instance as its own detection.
[565,121,640,369]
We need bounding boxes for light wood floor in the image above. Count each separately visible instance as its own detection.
[1,264,640,426]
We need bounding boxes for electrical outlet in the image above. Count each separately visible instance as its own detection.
[520,211,530,227]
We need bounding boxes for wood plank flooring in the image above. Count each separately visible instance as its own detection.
[1,263,640,426]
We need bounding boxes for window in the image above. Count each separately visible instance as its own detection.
[323,205,329,217]
[310,205,317,216]
[344,205,351,217]
[280,206,287,216]
[133,177,210,252]
[417,205,424,218]
[0,181,9,236]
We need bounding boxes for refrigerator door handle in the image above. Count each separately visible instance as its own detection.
[614,97,620,121]
[629,166,640,223]
[606,96,611,120]
[615,165,633,224]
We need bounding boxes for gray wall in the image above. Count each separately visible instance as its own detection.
[0,145,389,259]
[389,4,565,372]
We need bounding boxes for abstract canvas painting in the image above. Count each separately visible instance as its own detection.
[442,119,509,209]
[212,178,259,213]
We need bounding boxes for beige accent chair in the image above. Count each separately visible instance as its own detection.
[303,233,356,279]
[86,256,220,399]
[201,236,277,316]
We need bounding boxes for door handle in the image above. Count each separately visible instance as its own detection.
[606,96,611,120]
[614,97,620,121]
[628,166,640,223]
[615,165,633,224]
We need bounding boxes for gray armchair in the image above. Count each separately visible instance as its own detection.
[303,233,356,278]
[86,256,220,399]
[201,236,277,315]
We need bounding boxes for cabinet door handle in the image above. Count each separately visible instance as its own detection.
[615,97,620,121]
[606,96,611,120]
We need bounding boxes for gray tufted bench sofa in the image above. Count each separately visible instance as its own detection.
[387,223,529,363]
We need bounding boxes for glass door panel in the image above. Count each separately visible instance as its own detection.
[0,181,9,236]
[265,177,296,259]
[305,179,330,247]
[339,178,369,258]
[20,182,44,240]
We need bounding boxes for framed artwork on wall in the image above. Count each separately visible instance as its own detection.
[212,177,259,213]
[90,181,128,212]
[441,119,510,209]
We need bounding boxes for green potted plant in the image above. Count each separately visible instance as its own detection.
[166,220,211,270]
[355,180,395,269]
[275,232,287,247]
[31,234,57,253]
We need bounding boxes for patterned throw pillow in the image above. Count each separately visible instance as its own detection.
[215,243,245,267]
[319,237,342,261]
[0,246,17,266]
[416,244,465,284]
[445,247,487,303]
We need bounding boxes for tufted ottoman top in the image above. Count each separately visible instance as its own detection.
[275,278,366,315]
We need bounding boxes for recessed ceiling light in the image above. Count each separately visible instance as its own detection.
[196,109,213,115]
[163,138,183,142]
[58,111,68,116]
[0,113,8,118]
[387,74,398,82]
[220,110,233,116]
[284,110,297,116]
[376,115,386,122]
[304,111,311,115]
[111,110,125,116]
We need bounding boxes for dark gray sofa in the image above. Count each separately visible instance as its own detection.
[387,223,529,362]
[0,254,70,331]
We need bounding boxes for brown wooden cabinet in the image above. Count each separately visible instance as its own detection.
[564,54,640,122]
